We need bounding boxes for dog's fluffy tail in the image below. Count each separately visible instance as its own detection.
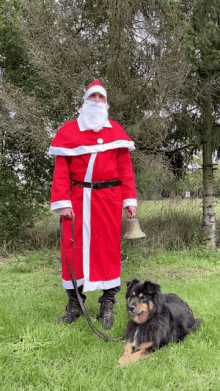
[189,318,204,332]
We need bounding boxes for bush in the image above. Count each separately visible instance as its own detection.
[0,198,36,244]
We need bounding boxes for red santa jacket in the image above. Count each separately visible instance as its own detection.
[49,119,137,211]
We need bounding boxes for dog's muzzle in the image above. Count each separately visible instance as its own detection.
[128,300,144,315]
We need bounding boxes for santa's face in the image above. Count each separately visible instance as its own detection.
[87,92,105,103]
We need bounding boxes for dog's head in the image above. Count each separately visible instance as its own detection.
[125,279,161,324]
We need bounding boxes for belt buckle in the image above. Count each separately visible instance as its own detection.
[91,181,100,189]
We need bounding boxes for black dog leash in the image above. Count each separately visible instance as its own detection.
[60,217,125,342]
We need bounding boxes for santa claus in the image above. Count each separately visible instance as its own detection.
[49,80,137,328]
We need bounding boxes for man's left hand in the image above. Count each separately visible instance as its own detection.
[125,206,136,219]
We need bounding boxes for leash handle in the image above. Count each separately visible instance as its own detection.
[60,217,124,342]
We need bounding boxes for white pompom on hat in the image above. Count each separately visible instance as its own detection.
[84,79,107,102]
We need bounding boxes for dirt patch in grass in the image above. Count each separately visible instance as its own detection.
[137,264,220,281]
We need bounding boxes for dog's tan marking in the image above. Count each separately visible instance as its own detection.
[139,293,143,297]
[129,302,153,324]
[124,342,133,356]
[136,302,148,312]
[119,343,133,367]
[119,342,153,366]
[132,291,136,296]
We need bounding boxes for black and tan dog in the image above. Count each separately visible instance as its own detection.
[119,279,203,366]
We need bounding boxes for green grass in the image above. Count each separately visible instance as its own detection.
[0,247,220,390]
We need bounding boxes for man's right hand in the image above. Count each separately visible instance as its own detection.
[59,207,75,219]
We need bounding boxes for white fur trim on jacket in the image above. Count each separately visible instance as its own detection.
[123,199,137,208]
[49,140,135,156]
[51,200,72,213]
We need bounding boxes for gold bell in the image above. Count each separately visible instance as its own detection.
[123,218,146,239]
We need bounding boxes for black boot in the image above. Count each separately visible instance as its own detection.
[57,287,86,324]
[98,286,120,329]
[57,300,82,324]
[99,300,114,329]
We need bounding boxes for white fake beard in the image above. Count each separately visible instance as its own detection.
[78,100,109,132]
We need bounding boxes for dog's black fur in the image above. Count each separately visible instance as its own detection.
[125,279,203,352]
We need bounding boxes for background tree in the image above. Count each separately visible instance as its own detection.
[163,0,220,248]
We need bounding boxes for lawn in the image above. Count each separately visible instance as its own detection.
[0,246,220,391]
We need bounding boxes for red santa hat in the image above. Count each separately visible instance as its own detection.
[84,80,107,102]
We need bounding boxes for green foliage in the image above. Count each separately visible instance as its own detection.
[0,197,35,244]
[185,0,220,75]
[0,175,38,248]
[0,132,55,245]
[135,164,173,200]
[174,168,203,198]
[0,0,24,83]
[0,0,56,102]
[0,0,57,244]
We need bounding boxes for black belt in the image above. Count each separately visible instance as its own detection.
[71,179,122,190]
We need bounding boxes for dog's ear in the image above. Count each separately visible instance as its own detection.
[144,281,161,294]
[125,279,140,289]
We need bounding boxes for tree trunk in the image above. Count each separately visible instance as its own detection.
[202,143,216,248]
[201,85,216,249]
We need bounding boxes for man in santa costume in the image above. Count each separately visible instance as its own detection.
[49,80,137,329]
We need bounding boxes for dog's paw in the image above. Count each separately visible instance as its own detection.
[119,355,130,367]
